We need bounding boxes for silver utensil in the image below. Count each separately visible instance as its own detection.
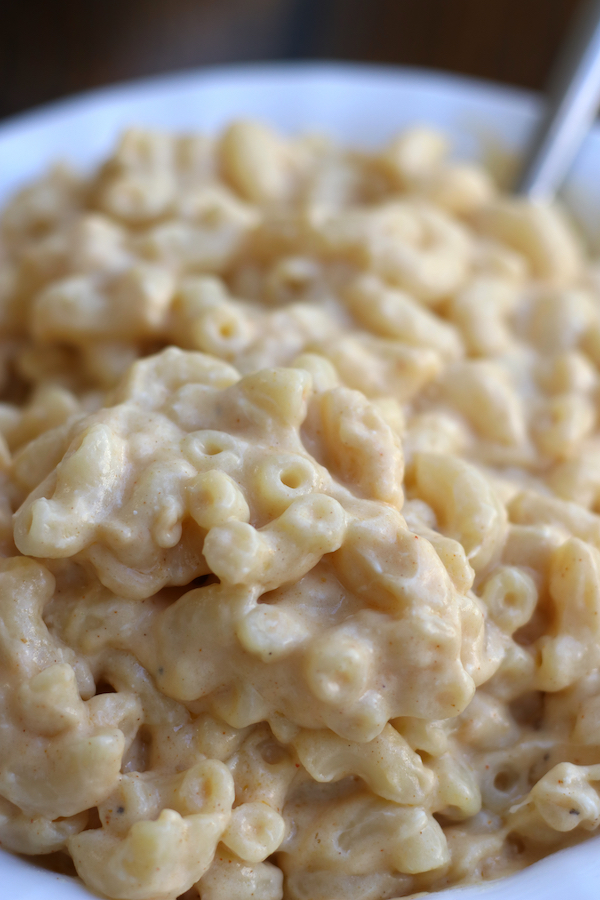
[517,0,600,198]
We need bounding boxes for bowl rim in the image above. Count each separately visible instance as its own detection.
[0,60,541,139]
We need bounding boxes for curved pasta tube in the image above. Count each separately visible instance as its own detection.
[0,727,126,819]
[302,625,374,708]
[508,489,600,548]
[457,591,504,688]
[480,565,538,636]
[188,468,250,530]
[227,726,298,813]
[530,763,600,832]
[69,807,230,900]
[333,507,454,616]
[144,181,260,272]
[382,127,449,187]
[412,453,507,572]
[0,558,61,677]
[344,273,462,361]
[526,288,596,354]
[187,298,256,361]
[418,162,495,215]
[113,346,240,409]
[477,198,582,285]
[249,452,322,520]
[235,367,312,430]
[182,429,246,474]
[319,386,404,507]
[0,673,140,820]
[14,422,126,558]
[458,691,517,751]
[236,604,309,663]
[220,120,295,204]
[371,202,471,305]
[429,753,481,820]
[331,511,475,722]
[447,276,518,357]
[33,263,174,345]
[3,383,79,452]
[532,392,596,461]
[12,419,75,494]
[210,679,271,730]
[97,759,235,838]
[222,801,285,862]
[292,724,434,805]
[404,506,475,594]
[549,444,600,508]
[509,763,600,841]
[203,493,347,590]
[441,361,527,447]
[16,662,87,735]
[535,538,600,691]
[198,852,283,900]
[280,793,449,876]
[320,333,442,404]
[149,582,254,702]
[0,557,94,698]
[0,796,88,855]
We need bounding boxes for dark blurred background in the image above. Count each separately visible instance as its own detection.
[0,0,583,121]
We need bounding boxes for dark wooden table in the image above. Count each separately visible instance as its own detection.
[0,0,583,121]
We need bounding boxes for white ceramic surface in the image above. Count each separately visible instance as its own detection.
[1,62,600,899]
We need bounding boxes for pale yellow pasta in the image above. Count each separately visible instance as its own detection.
[292,724,434,804]
[33,263,175,345]
[476,197,582,284]
[222,801,285,862]
[447,275,518,357]
[1,119,600,900]
[343,272,463,360]
[383,126,449,187]
[197,850,284,900]
[411,452,507,571]
[440,360,527,446]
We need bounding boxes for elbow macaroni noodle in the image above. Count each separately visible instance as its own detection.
[1,119,600,898]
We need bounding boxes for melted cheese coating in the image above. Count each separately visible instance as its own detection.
[0,121,599,899]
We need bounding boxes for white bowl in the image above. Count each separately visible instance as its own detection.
[1,62,600,899]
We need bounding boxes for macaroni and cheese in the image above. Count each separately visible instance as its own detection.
[0,120,600,899]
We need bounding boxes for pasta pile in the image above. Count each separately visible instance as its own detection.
[0,121,600,899]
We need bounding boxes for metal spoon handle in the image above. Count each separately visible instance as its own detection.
[518,0,600,199]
